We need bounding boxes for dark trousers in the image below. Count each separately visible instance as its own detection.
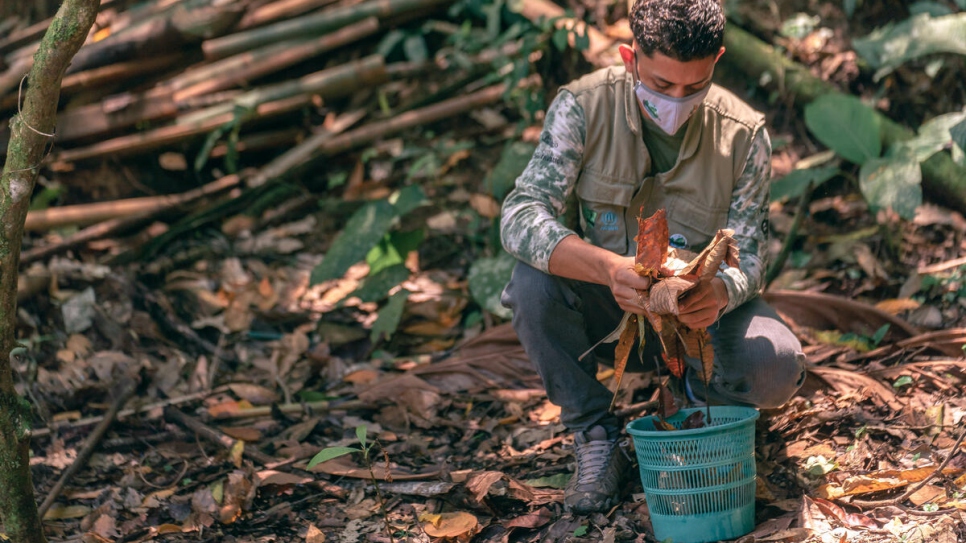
[501,262,806,435]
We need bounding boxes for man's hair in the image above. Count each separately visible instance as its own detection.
[629,0,725,61]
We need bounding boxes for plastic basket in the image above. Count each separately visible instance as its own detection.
[626,406,759,543]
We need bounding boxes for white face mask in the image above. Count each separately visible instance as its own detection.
[631,55,711,135]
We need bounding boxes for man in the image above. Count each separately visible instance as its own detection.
[499,0,807,514]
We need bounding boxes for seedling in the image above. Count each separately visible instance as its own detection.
[308,425,395,543]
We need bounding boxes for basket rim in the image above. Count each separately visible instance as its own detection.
[625,406,760,438]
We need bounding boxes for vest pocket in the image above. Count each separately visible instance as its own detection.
[575,174,635,255]
[666,197,730,251]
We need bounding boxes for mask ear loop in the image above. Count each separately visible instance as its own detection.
[2,73,58,179]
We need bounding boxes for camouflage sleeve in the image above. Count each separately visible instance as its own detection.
[717,127,772,314]
[500,91,586,272]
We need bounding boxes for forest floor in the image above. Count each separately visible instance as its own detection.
[7,0,966,542]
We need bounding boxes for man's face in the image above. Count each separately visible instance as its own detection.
[619,44,724,99]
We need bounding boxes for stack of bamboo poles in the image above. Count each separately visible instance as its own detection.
[0,0,531,245]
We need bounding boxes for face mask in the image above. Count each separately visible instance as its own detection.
[631,54,711,135]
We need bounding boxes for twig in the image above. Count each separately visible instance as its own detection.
[210,399,369,420]
[38,376,139,518]
[163,406,279,466]
[851,423,966,508]
[614,399,659,418]
[32,386,228,439]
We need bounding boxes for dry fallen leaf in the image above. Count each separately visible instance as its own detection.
[419,511,479,539]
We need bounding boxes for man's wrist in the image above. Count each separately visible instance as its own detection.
[711,277,729,311]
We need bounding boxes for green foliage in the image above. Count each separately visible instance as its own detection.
[348,264,412,304]
[892,375,914,389]
[858,151,922,219]
[468,250,515,318]
[780,13,821,39]
[311,186,426,285]
[307,446,360,468]
[485,140,536,200]
[770,166,839,202]
[573,525,588,537]
[195,104,248,173]
[852,13,966,80]
[371,289,410,343]
[908,1,954,17]
[367,230,425,276]
[311,199,396,284]
[804,95,881,165]
[893,109,966,162]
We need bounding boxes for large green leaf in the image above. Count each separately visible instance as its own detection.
[852,13,966,80]
[951,118,966,153]
[770,166,839,201]
[468,251,516,319]
[307,446,359,468]
[311,200,395,285]
[370,289,409,343]
[390,185,427,216]
[485,141,537,200]
[891,109,966,162]
[348,264,411,304]
[367,229,425,276]
[858,153,922,220]
[804,95,881,165]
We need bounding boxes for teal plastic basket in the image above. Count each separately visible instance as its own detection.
[626,406,759,543]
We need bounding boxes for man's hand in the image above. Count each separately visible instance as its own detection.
[677,277,729,328]
[607,256,652,313]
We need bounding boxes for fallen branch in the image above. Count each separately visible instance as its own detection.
[765,181,813,288]
[38,375,139,518]
[164,406,279,466]
[918,255,966,275]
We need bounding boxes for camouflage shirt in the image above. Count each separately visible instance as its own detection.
[500,90,772,313]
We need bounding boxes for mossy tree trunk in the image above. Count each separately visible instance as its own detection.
[0,1,99,542]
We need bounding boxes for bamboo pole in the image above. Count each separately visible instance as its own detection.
[315,82,510,157]
[23,173,241,231]
[237,0,341,30]
[175,54,386,125]
[53,55,386,163]
[202,0,451,60]
[53,95,309,163]
[173,16,380,101]
[721,23,966,214]
[55,87,180,143]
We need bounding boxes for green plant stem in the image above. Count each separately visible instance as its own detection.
[765,183,814,288]
[364,446,396,543]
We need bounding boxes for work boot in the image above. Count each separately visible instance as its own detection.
[564,425,633,514]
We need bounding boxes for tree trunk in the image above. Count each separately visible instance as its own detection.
[0,0,99,542]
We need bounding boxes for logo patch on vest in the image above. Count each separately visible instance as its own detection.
[582,206,597,228]
[669,233,688,249]
[599,211,620,231]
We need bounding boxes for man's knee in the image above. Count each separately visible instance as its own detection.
[752,346,806,408]
[501,261,565,316]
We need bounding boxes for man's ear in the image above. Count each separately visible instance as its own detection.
[618,44,636,73]
[714,46,725,63]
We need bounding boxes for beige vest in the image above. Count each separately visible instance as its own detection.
[562,66,764,255]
